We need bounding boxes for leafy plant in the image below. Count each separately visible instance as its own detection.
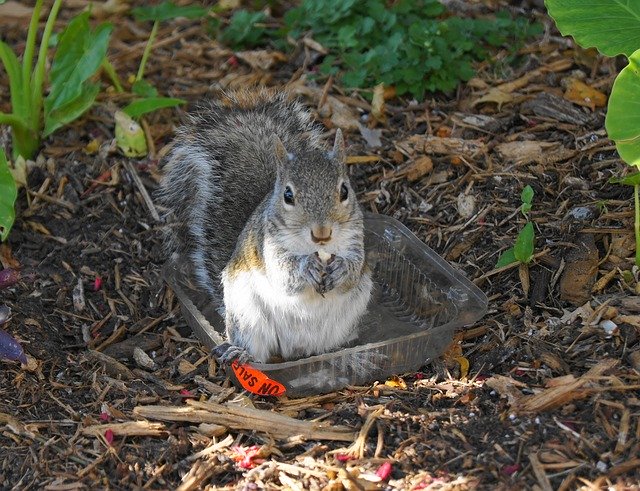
[0,1,112,159]
[218,0,540,99]
[546,0,640,264]
[221,10,271,48]
[496,186,536,267]
[0,149,17,242]
[124,1,203,119]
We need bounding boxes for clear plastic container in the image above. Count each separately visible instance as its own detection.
[163,213,488,397]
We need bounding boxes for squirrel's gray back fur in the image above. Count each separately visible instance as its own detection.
[157,89,323,301]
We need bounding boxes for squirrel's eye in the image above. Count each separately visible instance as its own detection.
[340,182,349,202]
[283,186,295,205]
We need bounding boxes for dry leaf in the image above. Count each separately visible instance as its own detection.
[178,359,197,376]
[455,356,470,379]
[371,83,386,123]
[559,234,599,305]
[218,0,241,9]
[91,0,129,18]
[563,78,607,111]
[467,78,488,90]
[397,135,484,158]
[384,375,407,389]
[84,138,100,155]
[0,244,20,270]
[471,88,514,109]
[25,221,51,236]
[302,37,328,54]
[236,50,287,71]
[9,156,28,189]
[404,156,433,181]
[495,141,576,165]
[293,83,360,130]
[357,122,382,148]
[485,375,526,406]
[456,193,476,219]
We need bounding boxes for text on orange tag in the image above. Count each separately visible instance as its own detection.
[231,360,286,396]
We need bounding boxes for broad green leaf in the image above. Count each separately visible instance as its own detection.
[514,222,535,264]
[495,248,517,268]
[132,79,158,98]
[122,97,185,119]
[0,149,17,242]
[610,171,640,186]
[544,0,640,57]
[45,13,112,112]
[605,48,640,167]
[132,1,207,22]
[115,111,147,158]
[44,83,100,136]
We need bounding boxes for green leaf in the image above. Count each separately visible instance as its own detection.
[521,185,534,205]
[0,149,17,242]
[122,97,185,119]
[44,83,100,136]
[605,48,640,167]
[544,0,640,57]
[132,79,158,98]
[495,247,517,268]
[132,1,207,22]
[45,13,112,113]
[514,222,535,264]
[609,171,640,186]
[221,10,268,48]
[521,184,534,215]
[0,41,27,119]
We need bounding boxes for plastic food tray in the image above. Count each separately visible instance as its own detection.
[164,213,488,397]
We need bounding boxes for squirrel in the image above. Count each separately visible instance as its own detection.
[158,89,373,364]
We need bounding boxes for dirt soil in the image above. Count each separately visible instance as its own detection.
[1,2,639,490]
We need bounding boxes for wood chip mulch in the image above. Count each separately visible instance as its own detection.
[1,3,639,490]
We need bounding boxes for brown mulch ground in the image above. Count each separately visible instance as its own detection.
[1,2,639,490]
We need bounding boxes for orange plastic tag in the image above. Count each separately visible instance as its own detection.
[230,360,286,396]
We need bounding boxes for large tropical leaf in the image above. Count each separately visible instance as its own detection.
[545,0,640,57]
[606,48,640,166]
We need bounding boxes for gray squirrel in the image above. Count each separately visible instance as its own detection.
[158,89,373,363]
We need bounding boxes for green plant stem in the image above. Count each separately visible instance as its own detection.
[31,0,64,127]
[635,184,640,267]
[136,20,159,82]
[101,59,124,93]
[0,113,29,131]
[22,0,44,102]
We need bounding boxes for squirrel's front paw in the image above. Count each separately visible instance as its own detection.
[212,342,253,365]
[300,253,326,293]
[322,255,348,292]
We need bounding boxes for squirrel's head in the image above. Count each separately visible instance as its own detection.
[267,129,362,254]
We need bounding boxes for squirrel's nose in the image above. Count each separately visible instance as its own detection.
[311,225,332,244]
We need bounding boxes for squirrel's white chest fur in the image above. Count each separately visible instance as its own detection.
[222,238,372,363]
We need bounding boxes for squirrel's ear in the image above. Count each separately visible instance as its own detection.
[273,133,288,163]
[331,129,346,163]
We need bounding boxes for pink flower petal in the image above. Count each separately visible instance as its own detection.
[335,453,353,462]
[180,389,194,400]
[376,462,393,480]
[104,429,114,445]
[501,463,521,476]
